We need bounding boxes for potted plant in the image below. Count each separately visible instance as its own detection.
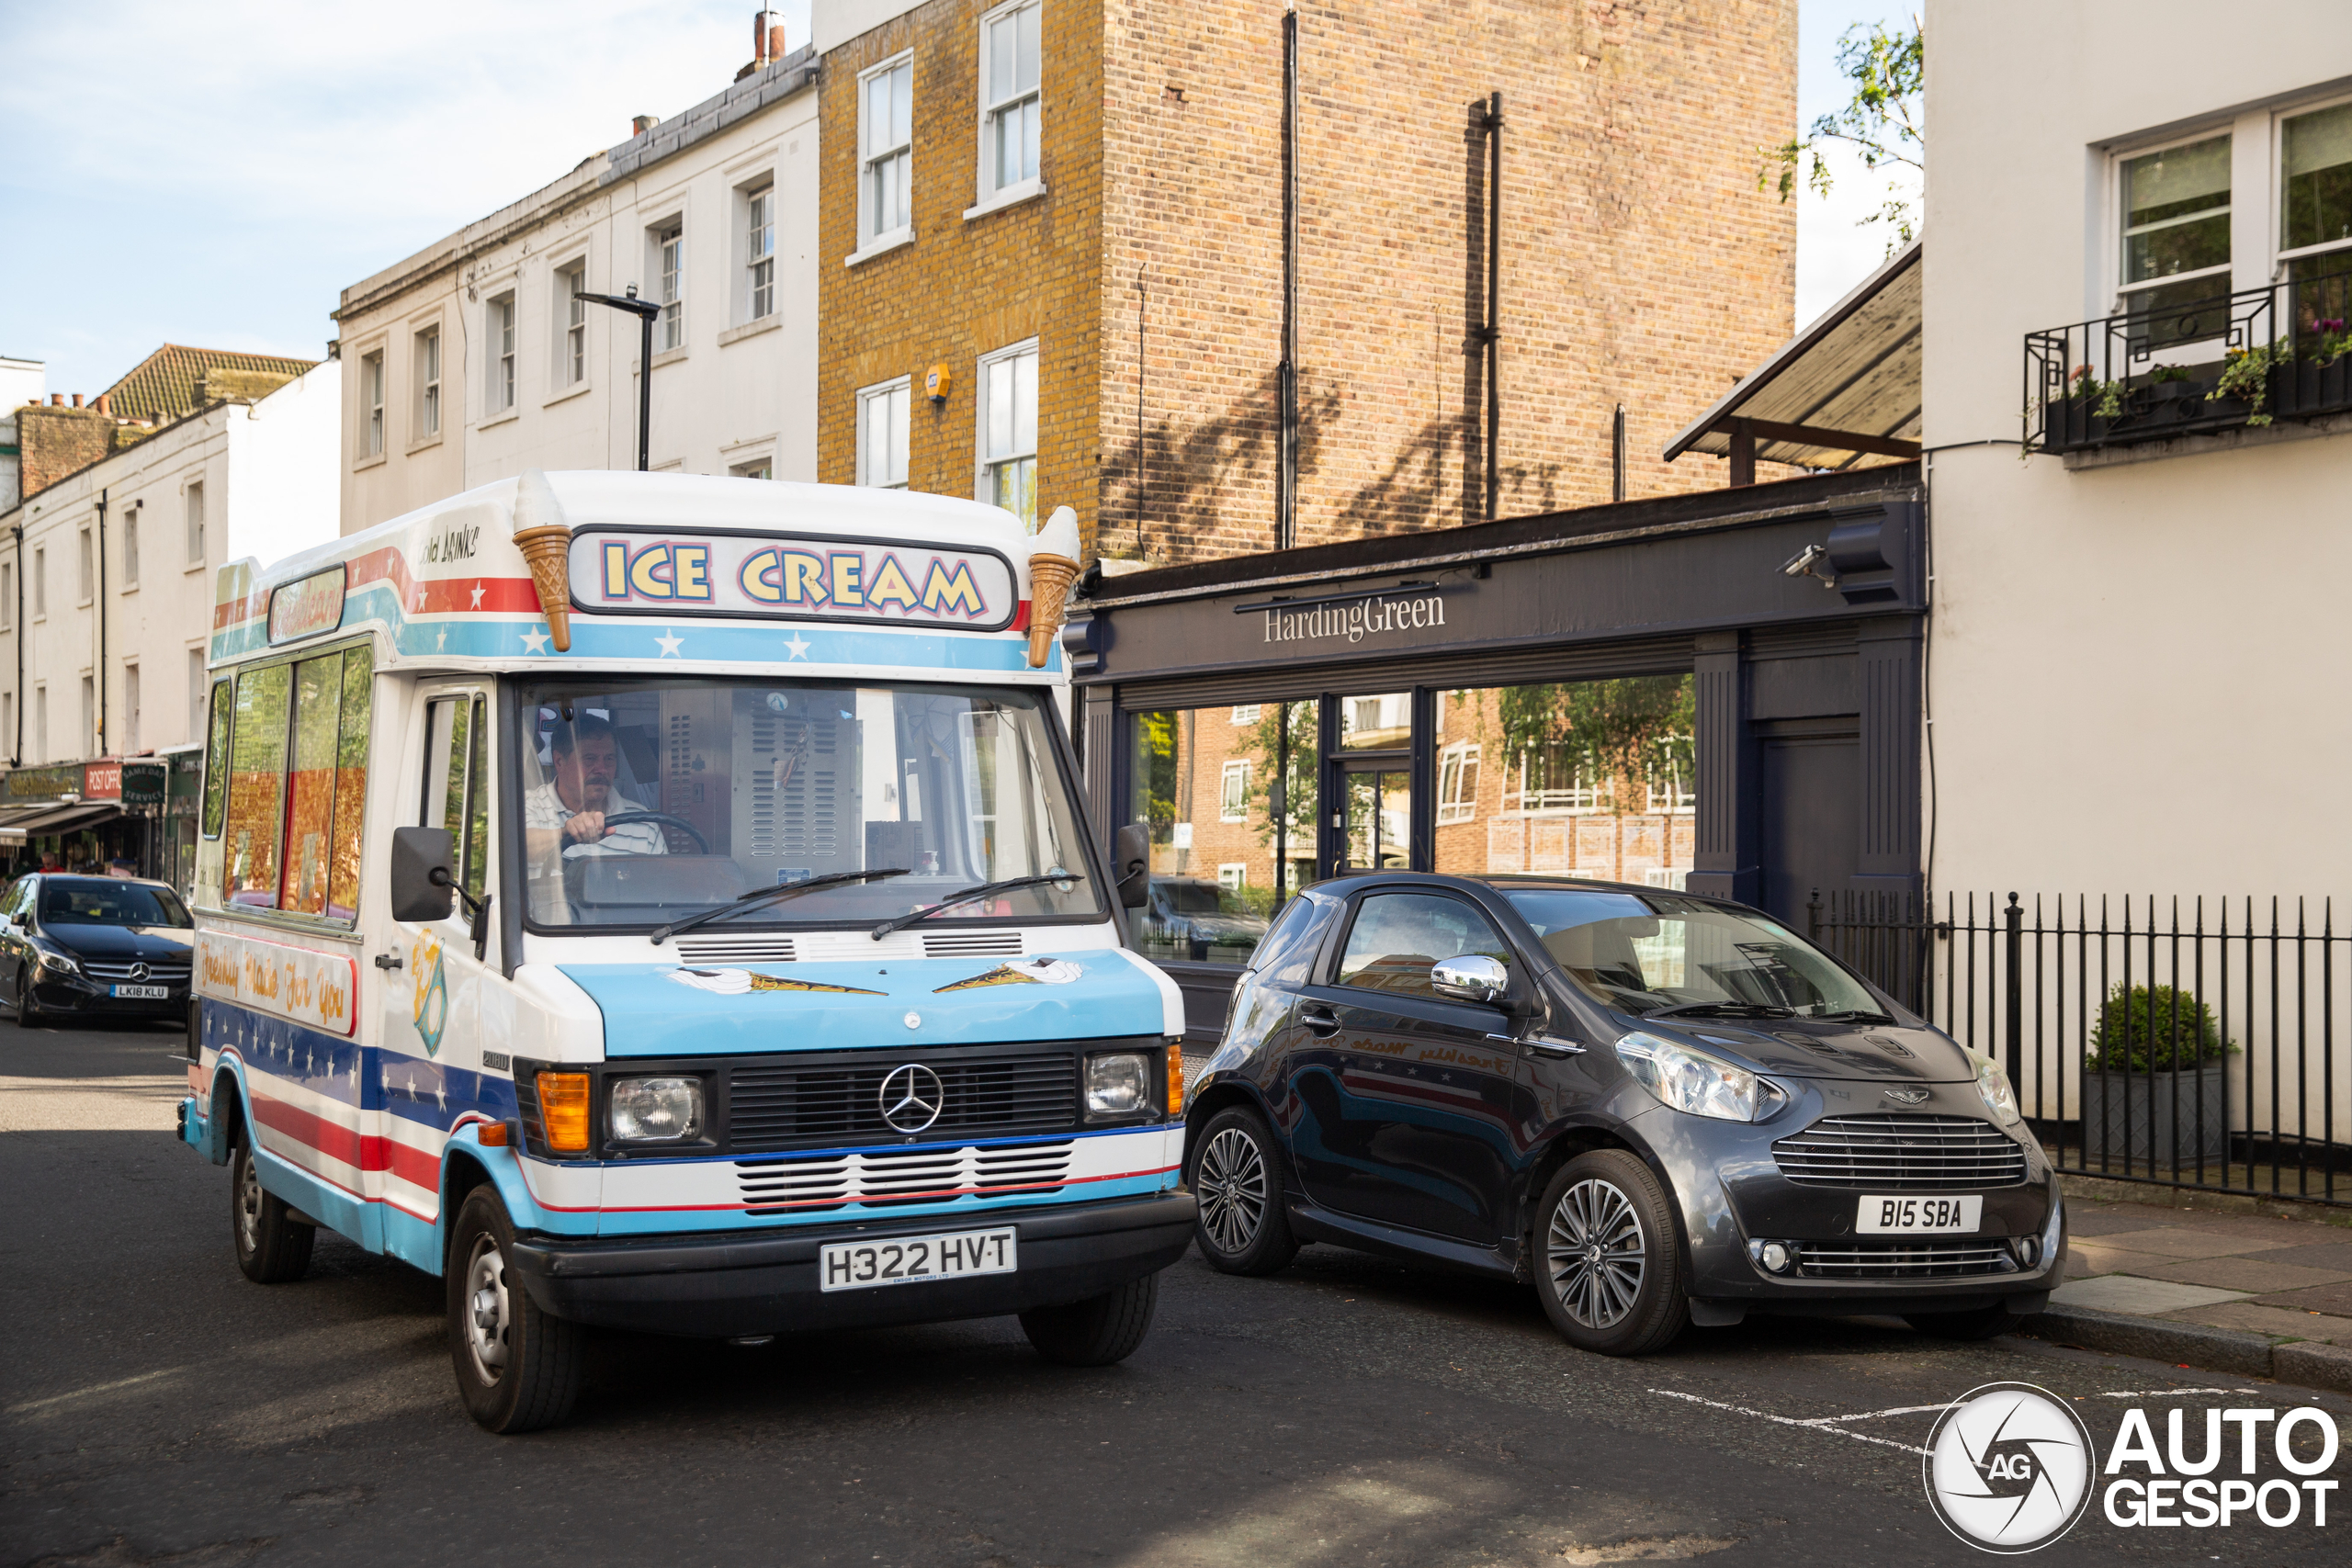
[2081,983,2233,1170]
[2212,339,2290,426]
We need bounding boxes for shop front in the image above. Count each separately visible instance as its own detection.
[1066,467,1928,1041]
[0,757,168,880]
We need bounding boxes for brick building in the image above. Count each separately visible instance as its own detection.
[814,0,1797,564]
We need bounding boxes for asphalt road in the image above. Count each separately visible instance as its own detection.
[6,1016,2348,1568]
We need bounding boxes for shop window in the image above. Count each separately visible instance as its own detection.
[1433,677,1696,884]
[1339,692,1409,750]
[1126,700,1313,965]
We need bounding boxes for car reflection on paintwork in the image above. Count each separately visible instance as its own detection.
[1137,875,1268,961]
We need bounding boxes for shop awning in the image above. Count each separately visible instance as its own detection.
[0,803,123,841]
[1664,239,1922,481]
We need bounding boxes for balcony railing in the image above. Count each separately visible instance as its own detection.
[2025,266,2352,456]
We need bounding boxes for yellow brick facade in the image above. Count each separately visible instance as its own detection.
[820,0,1796,565]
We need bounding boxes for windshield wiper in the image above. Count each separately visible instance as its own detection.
[1816,1008,1897,1024]
[868,873,1085,940]
[650,868,910,945]
[1640,1001,1798,1020]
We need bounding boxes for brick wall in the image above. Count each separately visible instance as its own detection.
[815,0,1105,547]
[17,407,115,501]
[1097,0,1799,562]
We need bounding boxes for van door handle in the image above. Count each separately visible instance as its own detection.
[1299,1005,1340,1036]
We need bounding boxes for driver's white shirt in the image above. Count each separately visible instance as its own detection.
[523,780,667,856]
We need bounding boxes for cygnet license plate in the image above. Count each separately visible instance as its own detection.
[1855,1195,1983,1233]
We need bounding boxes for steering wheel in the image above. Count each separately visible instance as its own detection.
[598,811,710,854]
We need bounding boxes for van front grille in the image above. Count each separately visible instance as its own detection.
[728,1050,1077,1151]
[737,1138,1075,1213]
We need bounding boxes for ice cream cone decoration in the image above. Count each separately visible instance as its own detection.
[1027,505,1083,670]
[511,469,572,652]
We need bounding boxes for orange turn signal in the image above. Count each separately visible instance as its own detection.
[537,1072,593,1153]
[1165,1042,1184,1117]
[476,1121,510,1147]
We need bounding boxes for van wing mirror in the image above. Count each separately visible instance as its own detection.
[1113,822,1150,909]
[1430,953,1511,1008]
[390,827,458,924]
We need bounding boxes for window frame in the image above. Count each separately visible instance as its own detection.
[974,0,1044,209]
[2277,90,2352,278]
[486,293,518,414]
[120,503,140,590]
[650,220,685,353]
[856,51,915,254]
[206,639,376,930]
[552,260,588,389]
[76,525,92,605]
[975,337,1039,526]
[1218,757,1250,822]
[414,323,443,438]
[741,180,777,322]
[1331,886,1513,1001]
[855,375,912,489]
[185,479,205,567]
[361,348,387,456]
[1436,739,1481,824]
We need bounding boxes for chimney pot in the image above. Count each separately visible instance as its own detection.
[51,393,64,406]
[71,393,83,409]
[632,113,656,135]
[769,22,786,60]
[94,393,110,415]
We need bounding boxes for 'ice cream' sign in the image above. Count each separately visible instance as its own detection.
[566,529,1017,631]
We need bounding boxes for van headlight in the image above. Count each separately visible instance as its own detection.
[1973,1055,2022,1126]
[609,1077,703,1142]
[1085,1052,1153,1119]
[1614,1032,1784,1122]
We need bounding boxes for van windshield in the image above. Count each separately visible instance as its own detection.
[1499,888,1883,1020]
[517,679,1098,931]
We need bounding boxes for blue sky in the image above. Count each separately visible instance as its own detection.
[0,1,1906,402]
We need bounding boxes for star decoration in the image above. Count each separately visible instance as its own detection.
[519,626,549,655]
[435,627,448,651]
[435,1082,448,1113]
[784,632,810,660]
[655,627,684,658]
[469,581,486,609]
[405,1071,417,1101]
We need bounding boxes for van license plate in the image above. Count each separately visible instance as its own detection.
[1856,1195,1983,1234]
[820,1226,1016,1292]
[110,984,169,999]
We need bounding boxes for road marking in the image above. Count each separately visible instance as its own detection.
[6,1367,179,1415]
[2090,1388,2237,1398]
[1647,1389,1930,1455]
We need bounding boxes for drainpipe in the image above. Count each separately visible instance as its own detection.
[1276,6,1298,551]
[95,488,107,758]
[9,523,19,766]
[1479,93,1503,520]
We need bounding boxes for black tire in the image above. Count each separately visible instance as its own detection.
[447,1186,585,1433]
[17,981,47,1028]
[1905,1303,2025,1341]
[1531,1148,1689,1356]
[1188,1105,1300,1276]
[1019,1272,1159,1366]
[231,1136,315,1284]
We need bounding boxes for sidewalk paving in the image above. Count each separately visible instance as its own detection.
[2018,1182,2352,1391]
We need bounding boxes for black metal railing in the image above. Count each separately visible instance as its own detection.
[1810,890,2350,1207]
[2025,267,2352,455]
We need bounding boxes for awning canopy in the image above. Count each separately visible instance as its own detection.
[0,803,124,841]
[1665,239,1922,479]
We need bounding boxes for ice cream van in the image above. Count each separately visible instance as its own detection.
[175,470,1192,1432]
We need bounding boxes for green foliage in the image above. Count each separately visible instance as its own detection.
[1758,18,1924,248]
[2148,364,2194,384]
[2086,984,2233,1073]
[2215,339,2290,426]
[1481,675,1695,812]
[1133,711,1179,831]
[1246,701,1317,852]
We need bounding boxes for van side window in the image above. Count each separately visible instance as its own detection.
[280,654,343,915]
[328,649,373,918]
[200,680,232,840]
[422,694,490,900]
[224,664,292,907]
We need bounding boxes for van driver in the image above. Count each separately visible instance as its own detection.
[523,715,668,863]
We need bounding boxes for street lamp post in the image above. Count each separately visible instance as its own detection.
[573,285,662,471]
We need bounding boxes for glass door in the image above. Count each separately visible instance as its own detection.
[1340,766,1412,872]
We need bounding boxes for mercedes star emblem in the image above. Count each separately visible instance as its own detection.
[878,1063,944,1134]
[128,963,150,982]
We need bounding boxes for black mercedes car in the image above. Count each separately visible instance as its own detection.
[1182,872,2062,1355]
[0,874,195,1026]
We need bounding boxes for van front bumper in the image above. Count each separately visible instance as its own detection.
[505,1190,1197,1339]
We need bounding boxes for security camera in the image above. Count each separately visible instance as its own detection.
[1780,543,1838,590]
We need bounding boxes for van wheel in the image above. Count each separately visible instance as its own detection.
[1532,1150,1689,1356]
[231,1138,315,1284]
[1905,1304,2025,1341]
[1189,1107,1299,1276]
[1019,1273,1159,1366]
[448,1187,584,1433]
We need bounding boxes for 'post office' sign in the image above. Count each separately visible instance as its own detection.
[568,528,1017,632]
